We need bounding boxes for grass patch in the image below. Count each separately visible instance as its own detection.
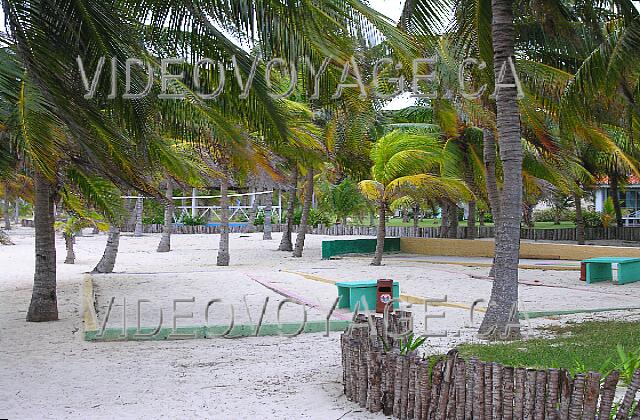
[457,321,640,380]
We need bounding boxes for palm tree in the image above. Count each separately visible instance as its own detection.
[2,186,10,230]
[292,167,314,258]
[133,198,144,236]
[278,165,298,251]
[28,169,58,321]
[56,213,107,264]
[157,178,174,253]
[359,128,470,265]
[93,226,121,274]
[263,190,273,240]
[475,0,524,339]
[217,175,230,266]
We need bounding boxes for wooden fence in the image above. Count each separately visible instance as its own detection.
[20,218,640,241]
[342,316,640,419]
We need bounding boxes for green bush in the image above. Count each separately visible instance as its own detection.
[573,210,603,228]
[533,208,573,223]
[293,208,332,227]
[142,200,165,224]
[483,212,494,223]
[180,214,206,226]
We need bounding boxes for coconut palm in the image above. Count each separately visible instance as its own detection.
[292,166,315,258]
[56,212,108,264]
[156,178,174,253]
[278,164,298,251]
[359,128,470,265]
[317,176,367,226]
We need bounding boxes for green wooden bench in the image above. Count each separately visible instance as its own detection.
[583,257,640,285]
[336,280,400,311]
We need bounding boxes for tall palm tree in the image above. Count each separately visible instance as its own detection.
[278,164,298,251]
[157,178,174,253]
[475,0,527,339]
[217,175,230,266]
[359,128,470,265]
[292,167,314,258]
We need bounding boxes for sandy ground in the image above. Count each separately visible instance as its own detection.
[2,226,640,419]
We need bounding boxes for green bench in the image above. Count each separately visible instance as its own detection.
[583,257,640,285]
[336,280,400,311]
[321,238,401,259]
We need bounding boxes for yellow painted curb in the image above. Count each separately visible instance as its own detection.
[347,257,580,271]
[82,275,98,333]
[283,270,486,313]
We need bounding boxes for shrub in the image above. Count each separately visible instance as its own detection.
[572,210,602,228]
[180,214,206,226]
[293,208,332,227]
[533,208,573,223]
[142,200,165,224]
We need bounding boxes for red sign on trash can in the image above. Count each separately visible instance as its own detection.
[376,279,394,313]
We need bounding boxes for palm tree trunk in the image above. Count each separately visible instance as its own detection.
[467,200,477,240]
[27,171,58,322]
[402,208,409,223]
[412,205,420,236]
[279,166,298,251]
[293,167,314,258]
[64,233,75,264]
[479,0,522,339]
[610,174,624,227]
[440,201,450,238]
[134,197,144,236]
[371,200,386,266]
[3,187,11,230]
[483,129,501,217]
[157,179,173,252]
[574,192,585,245]
[93,226,120,273]
[14,198,20,223]
[263,190,273,240]
[217,177,230,266]
[448,202,459,239]
[244,188,261,233]
[479,210,486,226]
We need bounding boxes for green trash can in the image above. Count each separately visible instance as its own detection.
[335,280,400,311]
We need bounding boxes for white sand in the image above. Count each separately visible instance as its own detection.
[2,226,640,418]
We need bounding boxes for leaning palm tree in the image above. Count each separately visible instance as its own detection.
[292,166,315,258]
[359,128,471,265]
[278,164,298,251]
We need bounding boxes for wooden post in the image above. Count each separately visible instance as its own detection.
[503,366,515,419]
[484,363,493,419]
[524,369,537,420]
[582,371,601,419]
[559,370,572,419]
[615,369,640,419]
[514,368,526,419]
[492,363,504,419]
[598,371,620,420]
[568,373,585,420]
[546,369,560,420]
[473,361,485,420]
[534,370,547,420]
[455,360,466,420]
[407,355,417,419]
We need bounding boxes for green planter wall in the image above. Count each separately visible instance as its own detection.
[321,237,401,259]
